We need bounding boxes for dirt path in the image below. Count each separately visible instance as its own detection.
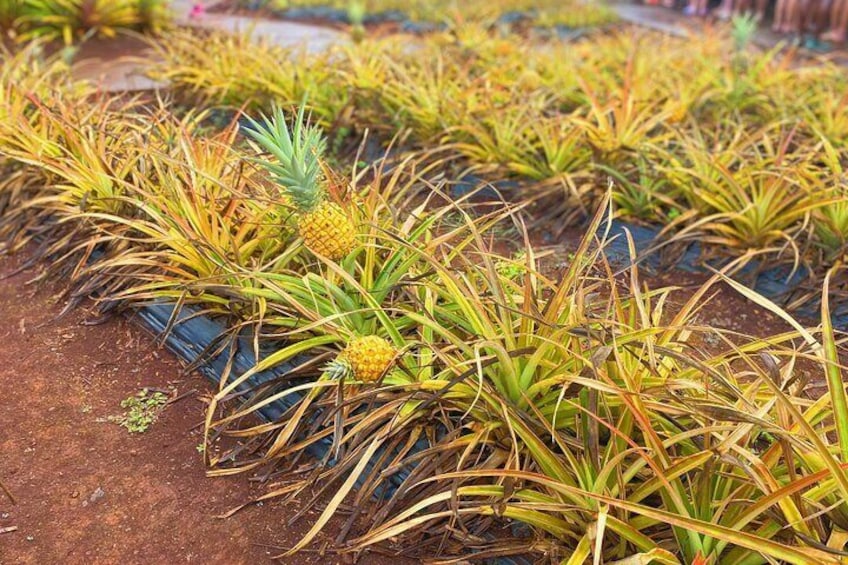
[0,253,400,565]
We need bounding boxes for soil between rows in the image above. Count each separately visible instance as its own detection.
[0,251,407,565]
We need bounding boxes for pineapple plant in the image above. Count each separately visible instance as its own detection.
[244,105,356,261]
[328,335,397,382]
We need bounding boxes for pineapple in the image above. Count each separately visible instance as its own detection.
[330,336,397,382]
[244,105,356,261]
[296,201,356,261]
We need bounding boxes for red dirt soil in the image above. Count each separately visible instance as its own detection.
[0,252,407,565]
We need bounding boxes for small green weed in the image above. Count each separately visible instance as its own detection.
[495,250,527,280]
[112,389,169,434]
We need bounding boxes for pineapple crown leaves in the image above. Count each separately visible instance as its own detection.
[242,104,328,212]
[323,357,353,380]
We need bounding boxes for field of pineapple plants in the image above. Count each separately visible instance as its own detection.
[216,0,620,31]
[2,1,848,563]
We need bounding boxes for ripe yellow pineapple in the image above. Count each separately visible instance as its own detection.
[297,202,357,261]
[244,105,356,260]
[334,336,396,382]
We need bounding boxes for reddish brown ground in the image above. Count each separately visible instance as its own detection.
[0,252,406,565]
[69,35,163,92]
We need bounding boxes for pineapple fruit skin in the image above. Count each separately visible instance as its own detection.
[340,335,396,382]
[297,201,356,261]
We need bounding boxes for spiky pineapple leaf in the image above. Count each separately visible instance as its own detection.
[242,104,327,212]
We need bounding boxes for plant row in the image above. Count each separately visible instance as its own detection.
[2,42,848,564]
[236,0,619,30]
[0,0,168,43]
[148,24,848,297]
